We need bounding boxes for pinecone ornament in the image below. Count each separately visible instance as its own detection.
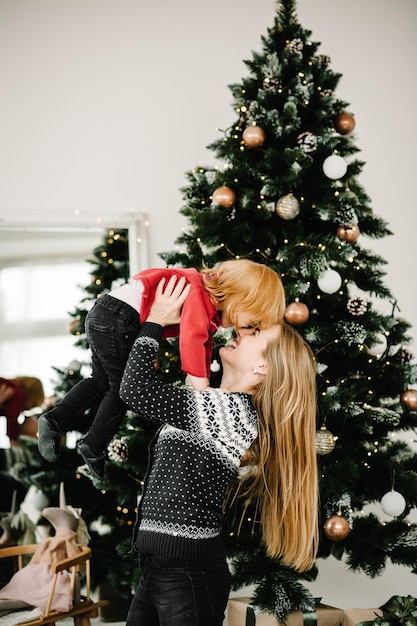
[286,38,303,54]
[108,437,129,463]
[347,296,367,316]
[297,131,317,153]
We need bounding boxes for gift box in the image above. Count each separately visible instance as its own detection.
[341,609,383,626]
[227,597,344,626]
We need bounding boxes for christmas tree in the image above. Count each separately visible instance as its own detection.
[29,0,417,619]
[19,230,138,613]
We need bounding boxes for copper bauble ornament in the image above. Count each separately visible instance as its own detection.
[315,425,336,455]
[276,193,300,220]
[242,125,266,148]
[212,186,236,209]
[323,514,350,541]
[240,448,254,467]
[337,224,360,243]
[285,301,310,325]
[335,112,356,135]
[400,389,417,411]
[68,319,81,335]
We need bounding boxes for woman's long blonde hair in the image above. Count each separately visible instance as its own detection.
[201,259,286,328]
[246,322,319,572]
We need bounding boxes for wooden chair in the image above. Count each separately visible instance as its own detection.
[0,543,108,626]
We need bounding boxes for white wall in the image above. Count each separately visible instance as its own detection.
[0,0,416,609]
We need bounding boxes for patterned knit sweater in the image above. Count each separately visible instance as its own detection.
[120,322,258,561]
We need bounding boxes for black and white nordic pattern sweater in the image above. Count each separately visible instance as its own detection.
[120,322,258,561]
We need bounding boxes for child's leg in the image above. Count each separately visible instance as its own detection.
[37,339,110,463]
[77,295,140,478]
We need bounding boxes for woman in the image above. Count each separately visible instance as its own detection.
[38,259,285,479]
[120,276,318,626]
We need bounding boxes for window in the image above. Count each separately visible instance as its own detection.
[0,262,93,397]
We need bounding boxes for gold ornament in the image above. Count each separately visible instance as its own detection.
[240,449,254,467]
[285,301,310,325]
[276,193,300,220]
[315,425,336,455]
[337,223,360,243]
[400,389,417,411]
[323,514,350,541]
[68,319,81,335]
[335,112,356,135]
[242,125,266,148]
[212,186,236,209]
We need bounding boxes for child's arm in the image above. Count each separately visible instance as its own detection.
[185,374,210,391]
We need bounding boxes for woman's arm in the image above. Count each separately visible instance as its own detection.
[120,323,257,464]
[120,276,193,421]
[120,276,257,460]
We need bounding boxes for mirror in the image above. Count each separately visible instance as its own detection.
[0,213,149,397]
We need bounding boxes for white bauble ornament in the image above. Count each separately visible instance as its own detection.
[367,334,387,358]
[380,490,406,517]
[317,269,342,294]
[323,154,347,180]
[68,360,82,371]
[210,360,221,373]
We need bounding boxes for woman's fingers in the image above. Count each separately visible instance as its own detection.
[150,276,191,326]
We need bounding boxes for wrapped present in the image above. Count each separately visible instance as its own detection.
[342,595,417,626]
[227,597,344,626]
[341,609,382,626]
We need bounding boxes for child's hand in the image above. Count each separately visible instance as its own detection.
[147,276,191,327]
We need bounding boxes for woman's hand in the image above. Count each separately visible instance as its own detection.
[147,276,191,327]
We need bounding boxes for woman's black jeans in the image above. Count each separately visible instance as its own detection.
[126,554,231,626]
[45,294,140,450]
